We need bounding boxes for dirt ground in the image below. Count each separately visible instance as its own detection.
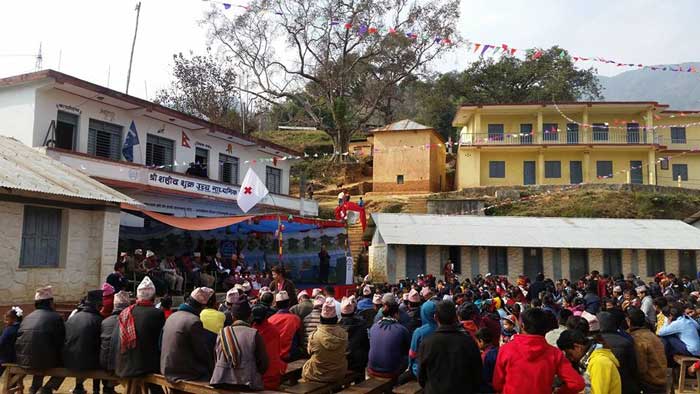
[3,376,127,394]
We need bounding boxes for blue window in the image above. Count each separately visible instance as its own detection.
[596,161,613,178]
[593,123,609,141]
[543,123,559,142]
[488,124,504,141]
[489,161,505,178]
[672,164,688,181]
[545,161,561,178]
[20,206,62,268]
[671,127,687,144]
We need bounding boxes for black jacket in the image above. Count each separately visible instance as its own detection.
[600,332,640,394]
[528,281,546,302]
[15,307,65,369]
[115,305,165,377]
[63,306,103,370]
[100,311,121,371]
[160,307,214,383]
[339,315,369,372]
[418,324,482,394]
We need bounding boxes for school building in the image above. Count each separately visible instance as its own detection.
[368,213,700,283]
[371,120,446,193]
[453,102,700,189]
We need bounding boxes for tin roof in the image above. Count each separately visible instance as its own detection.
[371,119,433,132]
[372,213,700,250]
[0,136,142,206]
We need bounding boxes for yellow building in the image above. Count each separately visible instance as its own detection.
[349,135,374,157]
[371,120,446,193]
[452,102,700,189]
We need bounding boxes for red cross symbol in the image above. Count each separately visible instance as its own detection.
[243,186,253,194]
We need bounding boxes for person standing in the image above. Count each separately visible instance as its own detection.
[318,246,331,284]
[252,304,285,391]
[161,287,215,383]
[270,266,298,306]
[210,298,269,391]
[64,290,104,394]
[408,300,437,378]
[627,308,667,394]
[417,301,482,394]
[115,277,165,379]
[15,286,66,394]
[493,308,585,394]
[475,328,498,394]
[301,298,348,384]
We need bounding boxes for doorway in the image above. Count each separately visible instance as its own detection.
[524,161,536,185]
[570,161,583,184]
[523,248,543,280]
[406,245,426,279]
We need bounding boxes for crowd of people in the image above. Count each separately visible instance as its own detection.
[3,265,700,394]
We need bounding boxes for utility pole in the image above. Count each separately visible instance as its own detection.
[125,1,141,94]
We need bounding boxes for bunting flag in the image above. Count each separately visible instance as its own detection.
[122,121,140,162]
[182,131,192,148]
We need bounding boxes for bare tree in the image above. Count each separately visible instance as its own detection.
[204,0,460,158]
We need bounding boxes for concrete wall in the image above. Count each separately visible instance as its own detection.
[373,130,445,193]
[0,84,293,195]
[368,243,695,283]
[0,83,39,145]
[0,200,120,305]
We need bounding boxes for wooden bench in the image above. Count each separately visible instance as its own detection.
[392,380,422,394]
[337,378,392,394]
[673,355,700,394]
[281,359,307,385]
[142,373,287,394]
[0,364,123,394]
[282,371,365,394]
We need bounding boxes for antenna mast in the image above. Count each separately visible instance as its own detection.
[35,42,43,71]
[125,2,142,94]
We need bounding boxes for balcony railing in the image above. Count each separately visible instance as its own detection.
[461,130,662,146]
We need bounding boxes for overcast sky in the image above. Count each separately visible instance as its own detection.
[1,0,698,100]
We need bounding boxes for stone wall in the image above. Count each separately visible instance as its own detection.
[0,201,120,305]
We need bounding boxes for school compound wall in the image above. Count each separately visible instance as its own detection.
[0,200,120,305]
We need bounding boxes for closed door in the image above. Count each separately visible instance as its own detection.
[406,245,426,278]
[603,250,622,276]
[524,161,536,185]
[570,161,583,184]
[630,161,643,184]
[627,123,640,143]
[523,248,543,280]
[680,250,697,278]
[569,249,589,280]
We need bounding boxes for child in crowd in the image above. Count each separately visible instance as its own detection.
[0,307,23,376]
[476,328,498,394]
[500,315,518,345]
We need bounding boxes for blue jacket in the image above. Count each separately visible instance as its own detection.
[357,297,374,312]
[0,323,19,364]
[658,315,700,356]
[480,345,499,393]
[409,301,437,377]
[368,318,410,374]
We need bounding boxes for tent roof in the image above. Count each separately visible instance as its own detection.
[372,213,700,250]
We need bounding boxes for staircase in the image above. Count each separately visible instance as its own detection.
[347,223,365,261]
[403,197,428,214]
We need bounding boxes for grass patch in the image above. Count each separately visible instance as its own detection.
[253,129,333,154]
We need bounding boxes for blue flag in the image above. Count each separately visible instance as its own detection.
[122,121,140,162]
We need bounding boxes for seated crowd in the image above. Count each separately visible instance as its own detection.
[3,266,700,394]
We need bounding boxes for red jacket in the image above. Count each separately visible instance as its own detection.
[253,320,286,390]
[268,310,301,360]
[492,334,584,394]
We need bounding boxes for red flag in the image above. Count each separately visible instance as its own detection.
[181,131,191,148]
[473,43,481,53]
[334,201,367,231]
[510,48,516,56]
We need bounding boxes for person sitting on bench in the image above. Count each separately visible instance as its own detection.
[658,301,700,365]
[63,289,104,394]
[301,298,348,384]
[15,286,66,394]
[210,298,269,391]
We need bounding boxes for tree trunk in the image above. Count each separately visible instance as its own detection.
[329,129,352,162]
